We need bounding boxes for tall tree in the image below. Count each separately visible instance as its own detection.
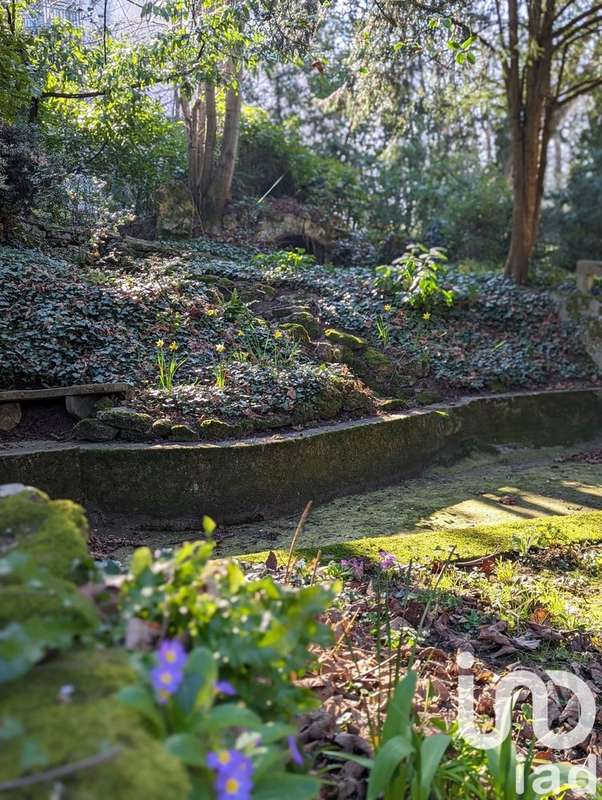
[344,0,602,281]
[490,0,602,282]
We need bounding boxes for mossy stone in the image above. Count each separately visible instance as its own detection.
[0,649,190,799]
[314,386,344,420]
[97,407,152,433]
[362,347,392,370]
[197,419,235,440]
[0,574,97,631]
[415,390,444,405]
[324,328,367,351]
[152,418,173,438]
[281,323,311,343]
[272,304,312,320]
[342,390,374,414]
[0,488,90,580]
[249,413,292,431]
[119,429,154,442]
[290,402,319,426]
[380,398,411,412]
[169,424,200,442]
[333,345,400,394]
[73,418,118,442]
[285,311,320,339]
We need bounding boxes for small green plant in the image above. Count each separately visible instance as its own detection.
[223,288,245,322]
[494,559,518,585]
[511,522,567,557]
[118,639,320,800]
[375,316,391,348]
[374,244,453,311]
[120,538,337,722]
[253,248,316,275]
[232,318,300,368]
[213,362,227,389]
[331,670,484,800]
[156,339,187,391]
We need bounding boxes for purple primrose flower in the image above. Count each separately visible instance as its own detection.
[215,680,237,696]
[208,751,253,800]
[379,550,398,571]
[158,639,187,671]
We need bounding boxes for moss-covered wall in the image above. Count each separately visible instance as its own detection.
[0,389,600,525]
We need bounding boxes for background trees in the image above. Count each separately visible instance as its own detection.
[1,0,601,279]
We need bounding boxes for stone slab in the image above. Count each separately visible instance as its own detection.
[0,383,131,403]
[577,260,602,293]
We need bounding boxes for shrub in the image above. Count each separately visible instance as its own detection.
[0,123,53,231]
[544,108,602,269]
[374,244,454,311]
[42,94,187,215]
[253,247,316,273]
[235,107,366,225]
[369,149,512,265]
[120,539,336,721]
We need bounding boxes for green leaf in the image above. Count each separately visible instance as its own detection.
[202,515,216,535]
[418,734,451,800]
[253,773,321,800]
[165,733,205,766]
[116,685,165,736]
[130,547,153,578]
[367,736,414,800]
[322,750,374,769]
[381,671,417,743]
[20,739,49,771]
[0,623,43,684]
[198,703,263,732]
[176,647,217,714]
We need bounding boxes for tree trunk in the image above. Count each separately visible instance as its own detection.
[205,71,242,229]
[179,69,241,232]
[503,0,555,283]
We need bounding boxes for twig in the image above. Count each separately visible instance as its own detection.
[0,747,123,792]
[310,548,322,585]
[452,551,503,568]
[284,501,312,582]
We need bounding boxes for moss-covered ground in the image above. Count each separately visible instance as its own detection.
[222,441,602,557]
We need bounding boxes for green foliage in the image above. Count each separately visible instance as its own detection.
[118,643,320,800]
[120,539,336,721]
[253,247,316,273]
[236,108,366,222]
[334,670,485,800]
[42,94,186,214]
[374,244,453,311]
[0,123,54,226]
[545,105,602,269]
[511,521,568,558]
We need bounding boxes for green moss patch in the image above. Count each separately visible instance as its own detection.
[244,510,602,565]
[0,649,190,799]
[0,488,91,580]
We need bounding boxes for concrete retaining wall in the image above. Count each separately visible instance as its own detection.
[0,388,600,525]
